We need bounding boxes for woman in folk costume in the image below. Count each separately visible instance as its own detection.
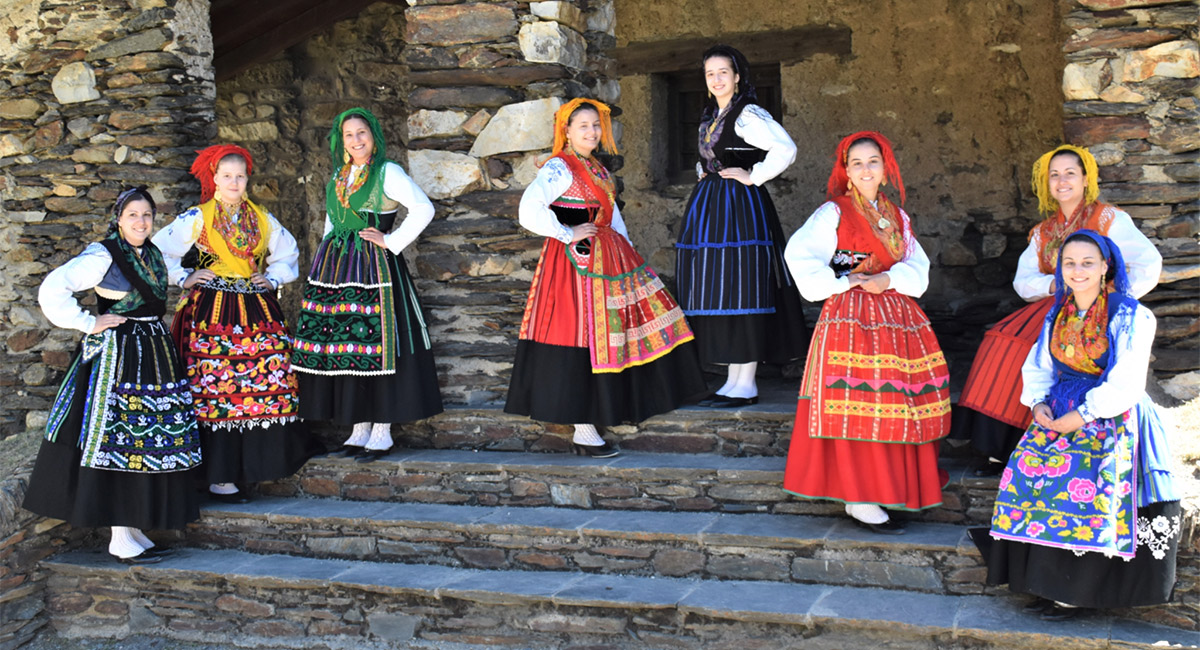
[291,107,443,462]
[24,187,203,564]
[782,132,950,533]
[676,45,807,407]
[505,98,707,457]
[950,145,1161,477]
[971,231,1179,621]
[153,144,319,504]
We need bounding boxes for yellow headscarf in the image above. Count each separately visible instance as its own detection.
[1031,144,1099,214]
[551,98,619,157]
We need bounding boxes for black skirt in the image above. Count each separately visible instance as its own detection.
[200,420,323,485]
[298,349,444,425]
[675,175,807,365]
[948,406,1024,461]
[23,319,202,530]
[505,339,709,426]
[970,499,1182,608]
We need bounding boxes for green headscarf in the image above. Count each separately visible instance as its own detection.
[326,107,388,241]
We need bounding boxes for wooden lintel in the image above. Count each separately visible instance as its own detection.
[611,26,852,76]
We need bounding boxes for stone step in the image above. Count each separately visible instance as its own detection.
[41,548,1196,650]
[262,448,1001,525]
[187,496,983,596]
[354,400,799,458]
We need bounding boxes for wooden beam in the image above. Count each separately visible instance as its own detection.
[611,26,852,76]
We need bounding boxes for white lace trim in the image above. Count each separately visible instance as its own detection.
[1136,513,1181,561]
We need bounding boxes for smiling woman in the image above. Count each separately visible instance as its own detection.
[23,186,203,565]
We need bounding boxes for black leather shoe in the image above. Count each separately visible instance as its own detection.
[1022,597,1052,614]
[852,518,906,535]
[709,395,759,408]
[209,491,250,504]
[570,442,620,458]
[333,444,365,458]
[973,460,1006,477]
[1041,604,1085,621]
[696,391,722,407]
[115,552,163,565]
[140,546,173,558]
[355,448,391,463]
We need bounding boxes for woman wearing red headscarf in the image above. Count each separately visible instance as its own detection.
[153,144,319,503]
[505,98,707,456]
[782,132,950,533]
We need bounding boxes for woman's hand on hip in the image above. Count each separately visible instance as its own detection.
[91,314,127,334]
[358,227,387,248]
[570,223,598,243]
[717,167,753,185]
[182,269,216,289]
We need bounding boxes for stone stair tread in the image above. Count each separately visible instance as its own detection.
[203,495,971,550]
[43,548,1198,648]
[320,447,983,483]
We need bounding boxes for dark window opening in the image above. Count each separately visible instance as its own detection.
[663,64,782,186]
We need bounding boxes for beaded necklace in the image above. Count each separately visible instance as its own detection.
[849,186,905,262]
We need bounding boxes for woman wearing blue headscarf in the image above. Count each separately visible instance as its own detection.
[972,230,1180,620]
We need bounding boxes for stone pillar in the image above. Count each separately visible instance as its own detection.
[0,0,216,440]
[1061,0,1199,389]
[402,0,617,405]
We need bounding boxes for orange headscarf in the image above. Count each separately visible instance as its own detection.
[550,98,619,158]
[190,144,254,203]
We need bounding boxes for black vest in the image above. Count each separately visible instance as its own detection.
[705,99,769,171]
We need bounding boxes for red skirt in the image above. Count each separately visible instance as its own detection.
[783,289,948,510]
[956,297,1054,429]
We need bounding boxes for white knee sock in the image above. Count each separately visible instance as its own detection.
[109,526,146,559]
[344,422,371,447]
[209,482,238,495]
[572,424,605,446]
[845,503,889,525]
[365,422,393,451]
[716,365,737,396]
[129,528,154,551]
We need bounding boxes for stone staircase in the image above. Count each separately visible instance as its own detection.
[36,399,1200,649]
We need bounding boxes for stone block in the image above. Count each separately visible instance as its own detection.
[51,62,100,104]
[1149,123,1200,153]
[0,134,27,158]
[108,111,172,130]
[408,149,485,200]
[550,484,592,508]
[792,558,942,591]
[587,0,616,35]
[456,547,507,568]
[1063,59,1110,100]
[510,153,546,189]
[707,554,789,581]
[1063,115,1150,146]
[531,2,586,33]
[1100,85,1147,103]
[0,99,40,119]
[462,109,491,136]
[514,552,567,569]
[469,97,562,158]
[707,484,781,503]
[527,613,625,634]
[1066,27,1177,54]
[86,29,168,61]
[653,549,705,576]
[306,536,376,558]
[406,4,517,46]
[408,109,469,139]
[1123,40,1200,82]
[518,22,587,69]
[245,620,304,637]
[215,594,274,618]
[217,121,279,143]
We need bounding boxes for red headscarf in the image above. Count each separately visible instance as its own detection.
[825,131,905,206]
[190,144,254,202]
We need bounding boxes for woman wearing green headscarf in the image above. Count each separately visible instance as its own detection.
[292,108,443,462]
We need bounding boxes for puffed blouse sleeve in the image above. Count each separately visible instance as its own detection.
[1020,316,1055,408]
[1012,230,1052,302]
[518,157,575,244]
[1106,208,1162,299]
[733,104,796,187]
[784,201,848,301]
[151,207,203,288]
[381,161,436,255]
[262,212,300,287]
[883,208,931,298]
[38,242,112,334]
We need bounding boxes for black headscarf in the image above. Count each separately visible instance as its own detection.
[699,44,758,126]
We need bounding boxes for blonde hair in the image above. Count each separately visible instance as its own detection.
[1031,145,1099,214]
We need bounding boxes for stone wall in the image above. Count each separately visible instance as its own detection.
[0,0,217,441]
[1061,0,1199,391]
